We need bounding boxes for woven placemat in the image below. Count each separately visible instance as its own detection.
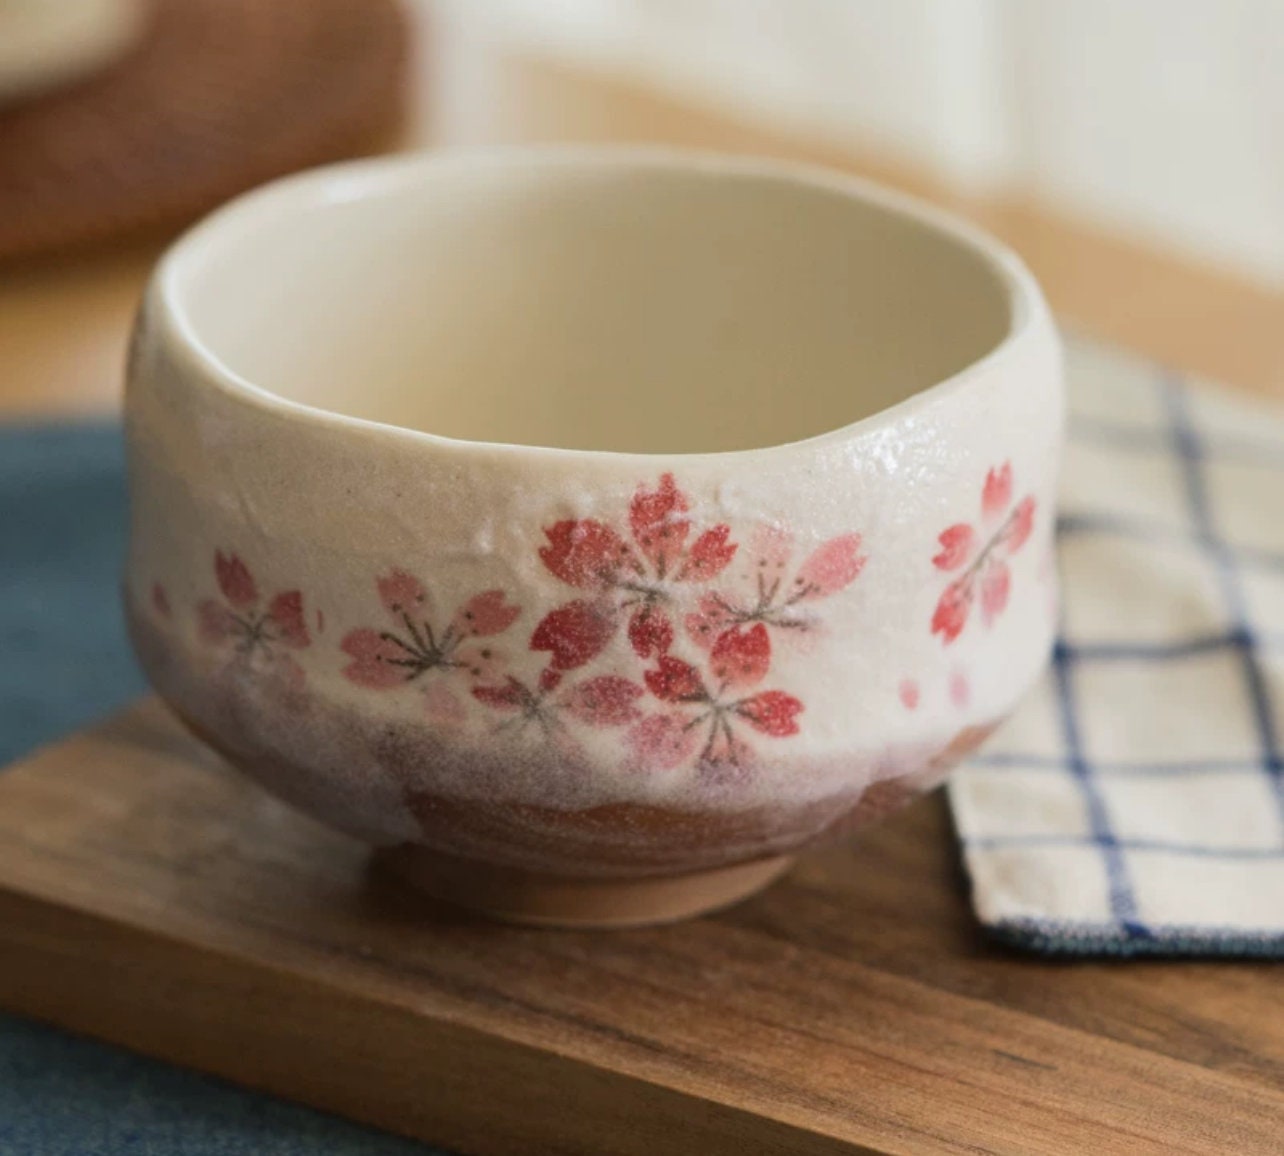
[0,0,409,262]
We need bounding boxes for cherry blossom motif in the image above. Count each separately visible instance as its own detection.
[931,462,1036,644]
[472,670,646,738]
[340,569,520,694]
[198,551,311,658]
[899,679,920,711]
[533,473,737,671]
[628,623,803,776]
[685,526,866,649]
[327,474,867,783]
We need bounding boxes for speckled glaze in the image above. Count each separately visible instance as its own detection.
[124,149,1064,925]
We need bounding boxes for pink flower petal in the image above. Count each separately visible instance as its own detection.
[950,669,971,708]
[453,589,521,637]
[710,623,771,689]
[340,628,413,688]
[736,690,803,736]
[454,643,507,682]
[980,560,1012,626]
[683,593,737,650]
[267,591,310,648]
[676,525,737,582]
[627,713,700,770]
[933,524,976,571]
[793,533,866,600]
[377,569,427,617]
[538,667,564,693]
[1005,496,1037,555]
[899,679,920,710]
[539,520,637,589]
[931,577,972,644]
[560,675,645,727]
[644,656,706,703]
[530,599,617,671]
[472,677,529,712]
[750,524,793,572]
[215,552,257,609]
[197,599,241,644]
[982,462,1013,523]
[629,473,691,574]
[628,604,674,658]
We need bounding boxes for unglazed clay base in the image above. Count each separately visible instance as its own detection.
[376,846,796,928]
[124,149,1064,927]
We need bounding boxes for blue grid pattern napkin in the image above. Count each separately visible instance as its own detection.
[950,339,1284,957]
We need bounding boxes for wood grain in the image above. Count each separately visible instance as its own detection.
[1,699,1280,1156]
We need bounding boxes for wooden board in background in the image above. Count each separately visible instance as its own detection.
[0,699,1281,1155]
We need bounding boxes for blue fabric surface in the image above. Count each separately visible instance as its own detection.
[0,423,439,1155]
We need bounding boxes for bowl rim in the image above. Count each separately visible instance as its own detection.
[150,145,1055,465]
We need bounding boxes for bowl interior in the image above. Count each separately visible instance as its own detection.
[168,154,1015,455]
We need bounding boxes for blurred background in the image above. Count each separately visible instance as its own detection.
[0,4,1281,1151]
[0,0,1280,412]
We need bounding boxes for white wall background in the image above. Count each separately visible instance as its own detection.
[431,0,1284,287]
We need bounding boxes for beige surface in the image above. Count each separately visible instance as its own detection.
[0,44,1281,419]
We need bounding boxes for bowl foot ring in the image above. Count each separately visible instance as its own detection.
[375,846,796,929]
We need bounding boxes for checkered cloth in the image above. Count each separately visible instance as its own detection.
[950,338,1284,957]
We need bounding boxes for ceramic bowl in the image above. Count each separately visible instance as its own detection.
[124,149,1063,926]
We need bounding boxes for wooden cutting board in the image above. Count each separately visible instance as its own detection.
[0,698,1280,1155]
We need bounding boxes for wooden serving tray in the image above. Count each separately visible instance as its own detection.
[1,699,1280,1155]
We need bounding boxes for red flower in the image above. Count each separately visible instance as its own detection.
[709,624,771,689]
[197,551,311,659]
[736,689,803,736]
[676,525,738,582]
[341,570,520,689]
[632,640,803,775]
[627,603,674,658]
[452,590,523,637]
[539,521,638,590]
[644,655,706,702]
[792,534,867,601]
[472,672,646,734]
[931,462,1037,644]
[377,568,427,615]
[629,472,689,574]
[339,630,412,689]
[215,551,257,609]
[530,600,617,671]
[535,474,740,670]
[626,713,700,770]
[685,527,865,649]
[560,675,645,726]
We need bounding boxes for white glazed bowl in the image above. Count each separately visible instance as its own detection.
[124,149,1063,926]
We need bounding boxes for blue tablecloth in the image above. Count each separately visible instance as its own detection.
[0,424,437,1155]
